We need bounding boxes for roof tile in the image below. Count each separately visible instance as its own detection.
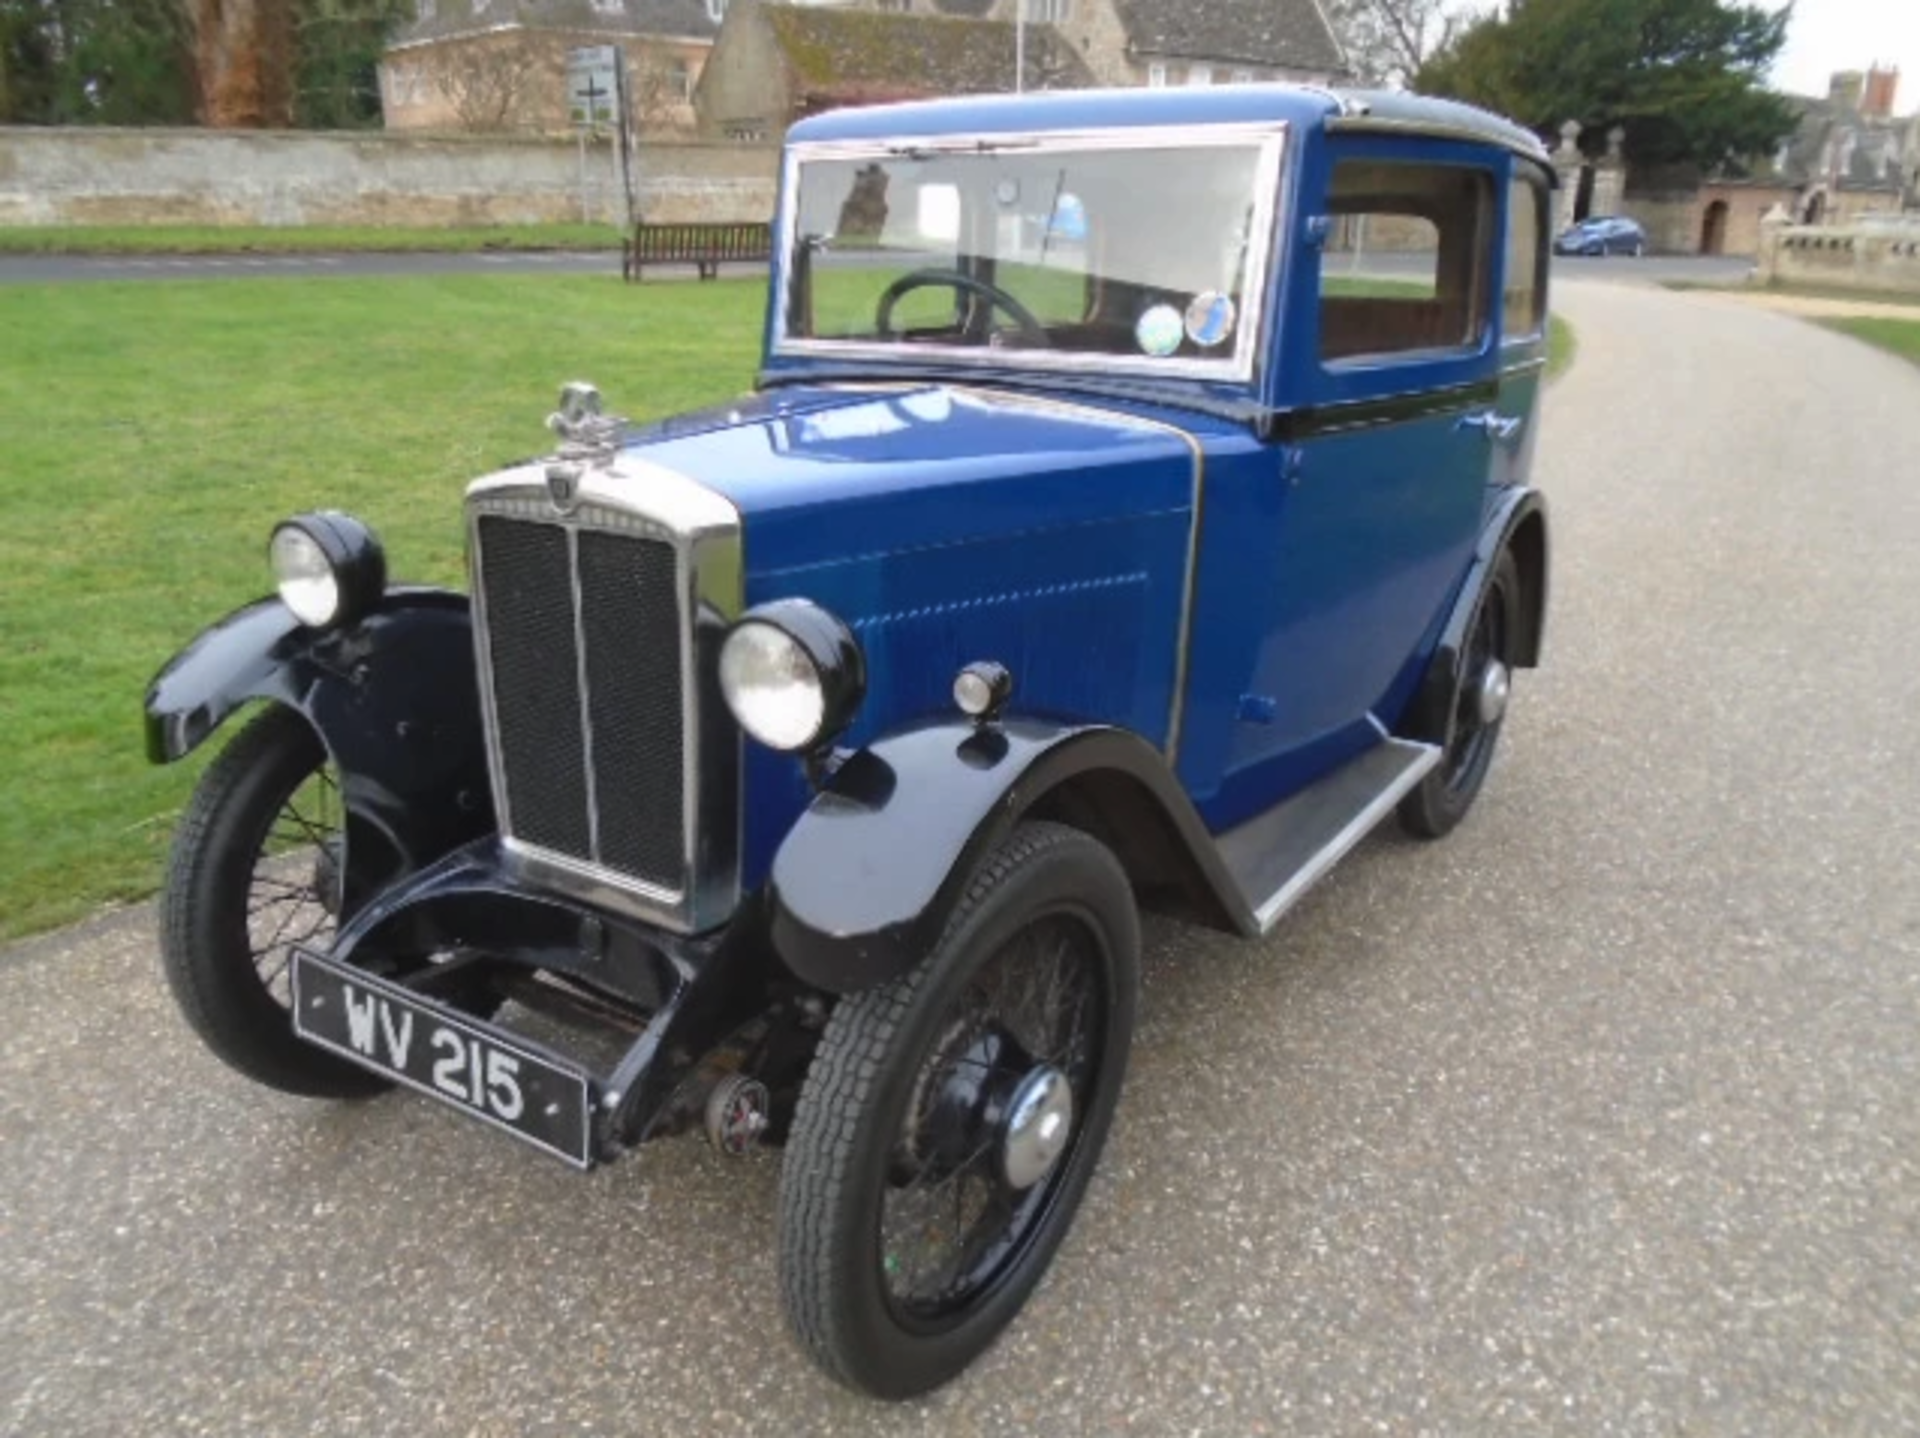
[1112,0,1346,74]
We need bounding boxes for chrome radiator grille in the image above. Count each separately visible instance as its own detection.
[472,508,689,900]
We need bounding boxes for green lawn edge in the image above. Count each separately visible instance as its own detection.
[0,224,627,256]
[1547,315,1576,380]
[1817,317,1920,367]
[1663,277,1920,312]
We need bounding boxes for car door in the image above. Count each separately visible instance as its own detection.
[1219,139,1507,810]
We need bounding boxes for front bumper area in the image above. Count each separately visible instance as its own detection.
[300,837,782,1167]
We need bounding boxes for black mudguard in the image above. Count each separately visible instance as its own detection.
[144,587,493,874]
[769,718,1249,994]
[1401,486,1549,743]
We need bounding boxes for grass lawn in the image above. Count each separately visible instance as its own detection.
[0,224,624,256]
[1821,316,1920,366]
[0,274,764,941]
[0,273,1580,942]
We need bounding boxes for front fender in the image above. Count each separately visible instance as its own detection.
[768,718,1249,993]
[144,587,493,871]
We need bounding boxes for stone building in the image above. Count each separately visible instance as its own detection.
[694,1,1093,140]
[1620,65,1918,257]
[380,0,723,134]
[796,0,1348,92]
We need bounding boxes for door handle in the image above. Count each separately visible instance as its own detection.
[1457,410,1524,446]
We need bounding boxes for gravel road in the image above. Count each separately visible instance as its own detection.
[4,279,1918,1435]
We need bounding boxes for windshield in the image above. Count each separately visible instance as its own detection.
[775,128,1285,380]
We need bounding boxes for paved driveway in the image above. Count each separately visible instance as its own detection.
[4,280,1918,1435]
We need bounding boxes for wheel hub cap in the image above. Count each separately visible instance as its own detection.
[1000,1067,1073,1190]
[1476,660,1511,726]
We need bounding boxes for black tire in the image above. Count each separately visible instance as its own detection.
[1398,548,1520,840]
[159,705,390,1097]
[777,821,1140,1398]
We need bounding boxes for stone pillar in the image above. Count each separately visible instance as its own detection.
[1588,126,1628,218]
[1552,120,1584,230]
[1756,203,1791,285]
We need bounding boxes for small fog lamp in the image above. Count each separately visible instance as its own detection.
[952,661,1013,721]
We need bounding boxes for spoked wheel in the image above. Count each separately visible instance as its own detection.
[778,821,1139,1398]
[159,704,390,1097]
[1399,548,1519,839]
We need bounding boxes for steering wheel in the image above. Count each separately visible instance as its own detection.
[873,267,1052,348]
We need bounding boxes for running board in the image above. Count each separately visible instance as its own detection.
[1215,738,1442,934]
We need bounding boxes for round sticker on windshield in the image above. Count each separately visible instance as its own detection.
[1135,304,1184,358]
[1185,291,1236,348]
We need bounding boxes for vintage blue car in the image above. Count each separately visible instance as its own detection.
[145,84,1552,1397]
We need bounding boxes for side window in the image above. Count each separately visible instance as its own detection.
[1503,173,1548,338]
[1319,160,1494,364]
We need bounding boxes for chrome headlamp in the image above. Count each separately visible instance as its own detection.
[268,511,386,629]
[718,599,865,753]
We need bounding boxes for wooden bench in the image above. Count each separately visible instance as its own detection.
[622,221,773,282]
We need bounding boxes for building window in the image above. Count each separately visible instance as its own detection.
[668,56,692,101]
[1231,68,1254,84]
[1029,0,1069,21]
[416,0,434,17]
[705,0,726,21]
[1186,64,1212,86]
[1147,62,1167,88]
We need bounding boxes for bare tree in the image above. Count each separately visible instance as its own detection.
[435,31,542,131]
[1326,0,1468,86]
[624,47,695,132]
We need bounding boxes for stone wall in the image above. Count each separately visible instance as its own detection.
[1624,182,1797,257]
[0,126,778,228]
[1756,213,1920,294]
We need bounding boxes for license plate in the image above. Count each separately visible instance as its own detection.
[291,948,594,1169]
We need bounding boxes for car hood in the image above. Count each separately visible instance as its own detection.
[612,382,1201,573]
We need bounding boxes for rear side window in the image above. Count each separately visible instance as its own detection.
[1319,160,1494,363]
[1503,172,1548,338]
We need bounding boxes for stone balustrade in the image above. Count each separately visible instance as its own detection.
[1756,209,1920,294]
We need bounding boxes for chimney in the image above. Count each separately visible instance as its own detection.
[1862,65,1898,120]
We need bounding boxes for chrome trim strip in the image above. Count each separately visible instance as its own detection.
[773,122,1290,388]
[500,838,689,925]
[1251,741,1441,932]
[466,454,744,935]
[1500,356,1547,378]
[565,528,603,863]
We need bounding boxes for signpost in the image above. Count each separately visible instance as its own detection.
[566,44,619,127]
[565,45,637,229]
